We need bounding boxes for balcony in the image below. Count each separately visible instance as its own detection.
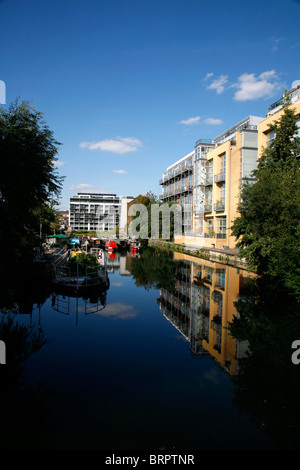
[215,232,226,239]
[211,290,223,303]
[204,177,213,186]
[204,232,215,238]
[181,163,193,174]
[214,201,225,212]
[161,170,174,183]
[204,203,212,213]
[214,172,226,183]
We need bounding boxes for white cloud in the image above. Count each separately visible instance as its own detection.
[203,72,214,81]
[69,183,94,191]
[270,37,284,52]
[233,70,281,101]
[113,169,127,174]
[53,160,66,167]
[207,74,228,94]
[204,118,223,125]
[179,116,200,125]
[80,137,143,154]
[68,183,111,193]
[96,302,138,319]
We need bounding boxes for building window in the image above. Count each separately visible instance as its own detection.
[267,129,276,144]
[216,216,227,238]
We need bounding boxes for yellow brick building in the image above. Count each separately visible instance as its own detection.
[159,82,300,252]
[258,83,300,157]
[174,116,263,249]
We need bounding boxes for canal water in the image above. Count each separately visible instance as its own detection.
[0,247,299,451]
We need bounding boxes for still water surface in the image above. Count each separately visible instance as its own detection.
[1,248,299,450]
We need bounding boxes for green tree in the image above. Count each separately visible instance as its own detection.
[0,100,64,266]
[231,98,300,298]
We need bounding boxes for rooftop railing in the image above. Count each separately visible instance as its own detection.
[195,138,214,147]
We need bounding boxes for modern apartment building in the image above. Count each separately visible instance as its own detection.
[258,81,300,157]
[69,193,134,234]
[159,150,194,235]
[160,115,264,249]
[191,115,263,250]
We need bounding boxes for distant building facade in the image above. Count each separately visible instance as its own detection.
[69,193,134,233]
[56,210,69,231]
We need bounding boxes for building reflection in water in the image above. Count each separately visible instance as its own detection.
[157,252,255,375]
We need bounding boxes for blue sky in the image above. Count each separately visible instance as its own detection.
[0,0,299,210]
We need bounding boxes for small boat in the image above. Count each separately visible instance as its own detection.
[116,239,129,252]
[97,248,105,265]
[105,240,117,252]
[52,263,109,294]
[71,248,83,257]
[130,241,142,253]
[69,237,80,247]
[52,249,109,294]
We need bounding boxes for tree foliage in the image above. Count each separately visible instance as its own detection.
[0,100,64,265]
[130,247,180,291]
[231,99,300,298]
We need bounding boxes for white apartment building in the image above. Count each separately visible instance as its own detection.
[69,193,134,234]
[159,150,194,235]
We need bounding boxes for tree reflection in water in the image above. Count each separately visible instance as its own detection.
[0,272,55,450]
[228,276,300,450]
[132,248,300,449]
[130,246,180,292]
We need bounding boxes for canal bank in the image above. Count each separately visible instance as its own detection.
[148,239,250,271]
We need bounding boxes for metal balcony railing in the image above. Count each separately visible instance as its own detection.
[204,177,213,186]
[204,232,215,238]
[214,172,226,183]
[182,164,193,173]
[195,137,213,146]
[214,202,225,211]
[215,232,226,239]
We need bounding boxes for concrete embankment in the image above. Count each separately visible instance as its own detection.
[148,239,250,271]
